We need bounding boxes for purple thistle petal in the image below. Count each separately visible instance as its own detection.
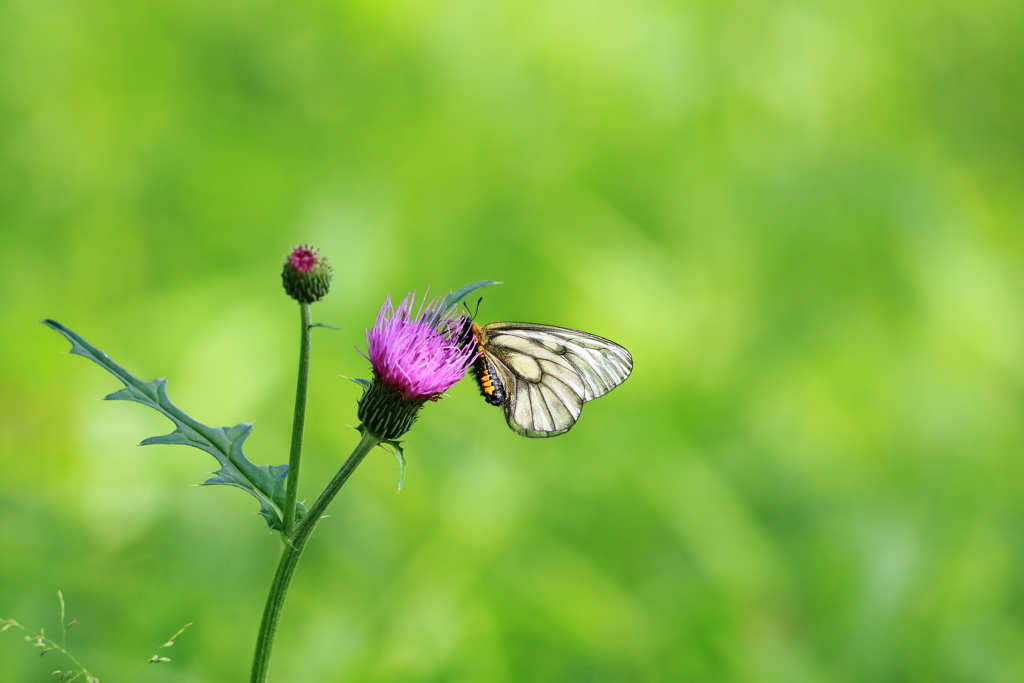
[366,291,478,402]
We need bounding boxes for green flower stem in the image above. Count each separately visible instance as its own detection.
[282,302,313,537]
[250,428,379,683]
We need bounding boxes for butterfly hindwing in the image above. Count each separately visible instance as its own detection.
[475,322,633,438]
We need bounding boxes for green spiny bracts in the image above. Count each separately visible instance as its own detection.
[357,379,424,441]
[281,245,332,304]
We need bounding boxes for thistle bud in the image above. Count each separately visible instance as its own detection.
[281,245,332,304]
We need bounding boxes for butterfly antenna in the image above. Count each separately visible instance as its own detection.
[462,297,484,322]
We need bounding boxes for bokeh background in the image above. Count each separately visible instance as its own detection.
[2,0,1023,680]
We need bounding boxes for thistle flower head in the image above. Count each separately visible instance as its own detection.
[358,291,477,439]
[282,245,332,303]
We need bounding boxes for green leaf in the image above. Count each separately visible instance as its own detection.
[428,280,501,325]
[347,377,371,389]
[381,439,408,492]
[42,319,305,531]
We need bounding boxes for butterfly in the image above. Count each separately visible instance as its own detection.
[466,320,633,437]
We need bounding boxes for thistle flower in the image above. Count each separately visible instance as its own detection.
[281,245,332,303]
[358,292,478,440]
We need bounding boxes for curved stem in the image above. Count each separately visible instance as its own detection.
[250,428,379,683]
[282,302,313,537]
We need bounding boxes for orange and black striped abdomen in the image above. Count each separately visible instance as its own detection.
[470,323,506,407]
[473,354,506,406]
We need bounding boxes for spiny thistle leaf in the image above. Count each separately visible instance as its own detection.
[354,424,406,491]
[426,280,501,326]
[381,439,408,492]
[43,319,305,531]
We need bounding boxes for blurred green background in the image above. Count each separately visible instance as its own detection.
[2,0,1023,680]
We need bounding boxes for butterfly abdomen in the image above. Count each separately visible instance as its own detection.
[470,322,506,407]
[473,354,506,406]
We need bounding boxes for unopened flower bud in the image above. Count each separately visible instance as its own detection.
[281,245,332,304]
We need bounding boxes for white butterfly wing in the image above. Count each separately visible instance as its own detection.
[480,322,633,438]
